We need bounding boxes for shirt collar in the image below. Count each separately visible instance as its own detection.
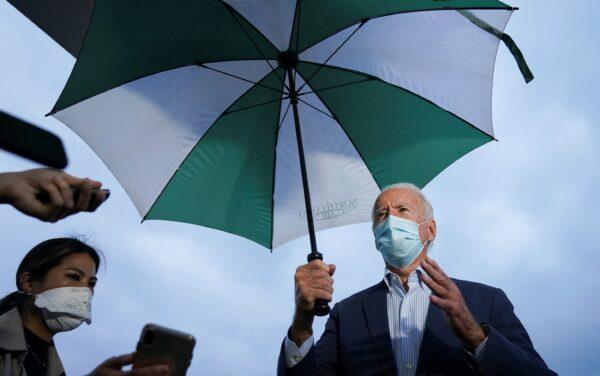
[384,267,428,295]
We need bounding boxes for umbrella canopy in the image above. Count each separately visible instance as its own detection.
[36,1,531,249]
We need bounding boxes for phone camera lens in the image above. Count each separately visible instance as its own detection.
[143,329,154,345]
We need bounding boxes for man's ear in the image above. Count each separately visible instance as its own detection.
[427,219,437,242]
[19,272,34,294]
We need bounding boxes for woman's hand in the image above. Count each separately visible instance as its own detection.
[89,353,170,376]
[0,168,108,222]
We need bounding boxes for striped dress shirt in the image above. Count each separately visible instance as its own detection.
[384,268,431,376]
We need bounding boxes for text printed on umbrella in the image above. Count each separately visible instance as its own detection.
[298,198,358,221]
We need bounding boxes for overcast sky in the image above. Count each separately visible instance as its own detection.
[1,1,598,375]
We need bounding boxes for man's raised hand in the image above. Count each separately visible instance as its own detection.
[419,256,486,348]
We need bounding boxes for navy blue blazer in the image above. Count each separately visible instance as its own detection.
[278,278,555,375]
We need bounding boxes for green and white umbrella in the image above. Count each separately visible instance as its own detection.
[38,1,532,254]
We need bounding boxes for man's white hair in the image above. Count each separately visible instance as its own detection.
[371,183,434,224]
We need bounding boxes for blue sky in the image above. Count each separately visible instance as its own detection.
[1,1,598,375]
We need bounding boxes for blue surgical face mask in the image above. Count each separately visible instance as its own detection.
[373,215,429,269]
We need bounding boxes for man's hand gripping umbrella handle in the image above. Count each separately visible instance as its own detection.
[307,251,331,316]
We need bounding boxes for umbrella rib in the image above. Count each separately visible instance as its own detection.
[223,2,289,92]
[295,6,516,55]
[297,74,384,190]
[269,95,290,251]
[298,61,497,140]
[224,96,290,116]
[292,0,303,84]
[296,19,368,94]
[198,64,284,94]
[278,101,292,129]
[297,77,373,97]
[293,0,302,52]
[297,98,335,120]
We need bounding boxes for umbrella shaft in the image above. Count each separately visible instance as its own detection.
[287,69,318,255]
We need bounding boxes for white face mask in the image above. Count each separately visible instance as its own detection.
[32,287,93,333]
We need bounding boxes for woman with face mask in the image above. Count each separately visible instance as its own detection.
[0,238,169,376]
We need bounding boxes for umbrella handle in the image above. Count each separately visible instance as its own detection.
[307,251,331,316]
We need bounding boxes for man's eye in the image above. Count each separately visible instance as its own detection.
[67,274,81,281]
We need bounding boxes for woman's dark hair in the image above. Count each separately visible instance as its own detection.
[0,237,102,314]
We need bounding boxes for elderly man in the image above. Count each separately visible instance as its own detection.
[278,183,555,375]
